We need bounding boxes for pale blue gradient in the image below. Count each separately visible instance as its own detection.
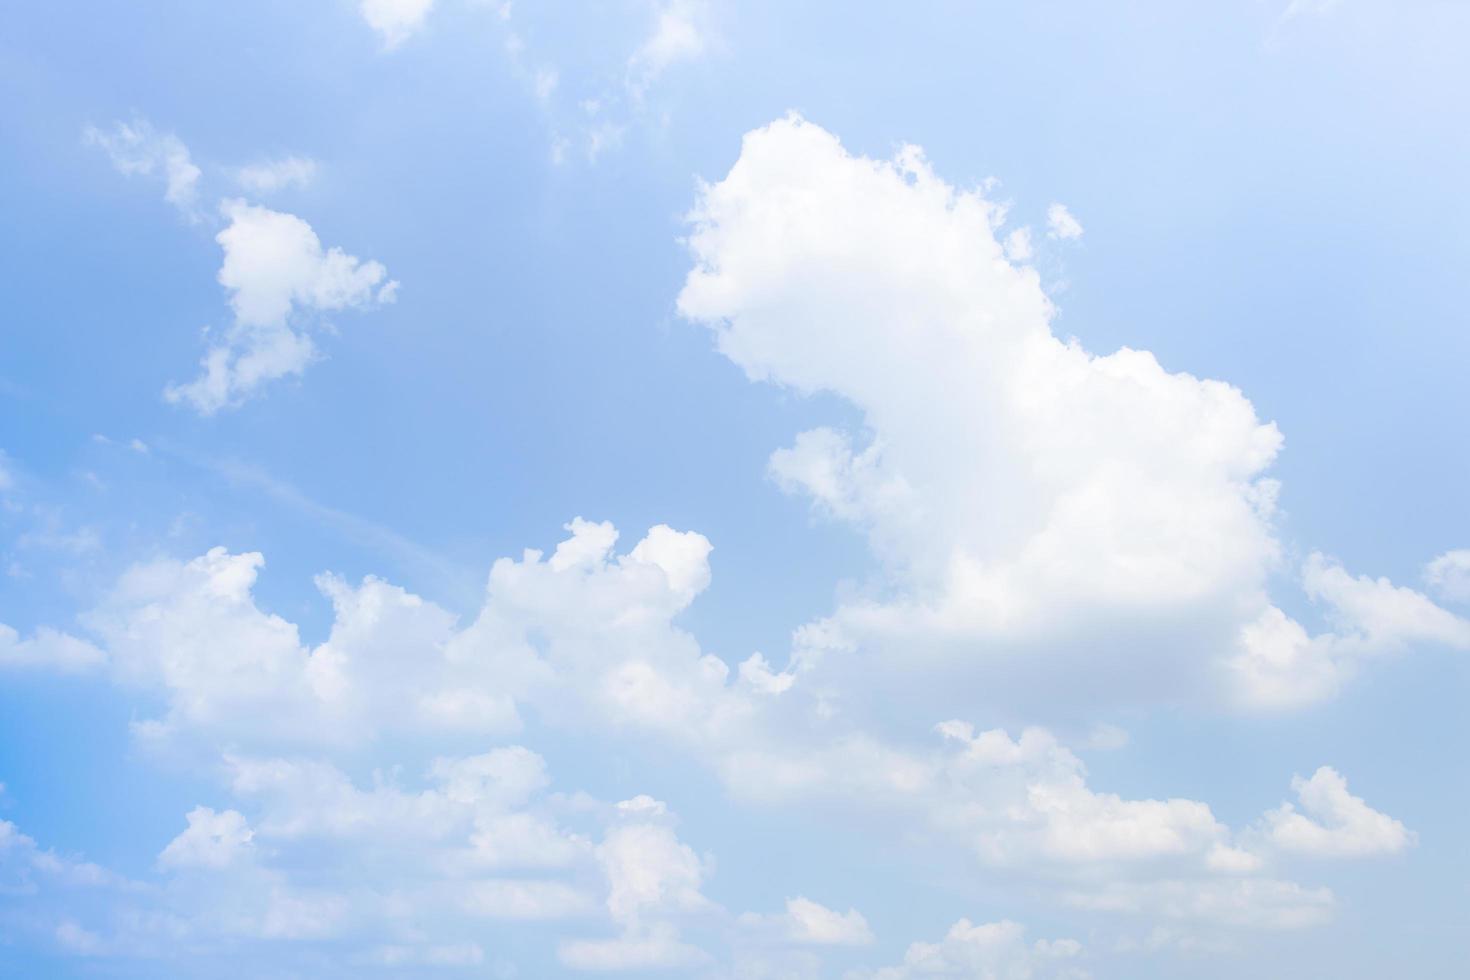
[2,1,1467,977]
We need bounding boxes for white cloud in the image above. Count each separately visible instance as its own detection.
[600,808,709,921]
[1230,554,1470,709]
[738,652,796,695]
[626,1,706,101]
[86,119,201,217]
[929,723,1230,867]
[1425,549,1470,604]
[850,918,1084,980]
[215,748,592,883]
[1305,553,1470,646]
[81,545,549,746]
[158,807,255,870]
[0,748,667,959]
[1045,202,1084,240]
[1261,767,1413,858]
[1003,226,1033,262]
[235,156,318,194]
[165,200,397,414]
[213,199,394,350]
[0,623,106,672]
[359,0,436,49]
[759,896,873,946]
[75,519,731,750]
[677,114,1464,714]
[0,813,133,903]
[557,795,713,969]
[87,122,386,411]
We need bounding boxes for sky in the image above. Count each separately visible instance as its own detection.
[1,1,1469,977]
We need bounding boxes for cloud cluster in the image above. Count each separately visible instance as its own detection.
[4,513,1418,967]
[49,109,1447,974]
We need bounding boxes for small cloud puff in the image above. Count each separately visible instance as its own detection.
[1425,549,1470,604]
[1046,202,1084,240]
[235,156,318,194]
[359,0,435,49]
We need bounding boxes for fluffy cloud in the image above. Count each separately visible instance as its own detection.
[0,623,105,672]
[156,749,594,945]
[0,814,136,959]
[677,114,1465,713]
[927,723,1230,867]
[0,816,126,893]
[1425,549,1470,603]
[559,797,713,969]
[1002,226,1034,263]
[74,520,738,752]
[81,545,533,745]
[852,918,1084,980]
[1046,202,1084,241]
[741,896,874,946]
[359,0,436,48]
[626,0,707,100]
[164,199,397,413]
[1261,767,1414,858]
[782,897,872,946]
[1231,554,1470,709]
[157,807,254,870]
[86,119,201,217]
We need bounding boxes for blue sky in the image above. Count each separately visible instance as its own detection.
[2,1,1469,976]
